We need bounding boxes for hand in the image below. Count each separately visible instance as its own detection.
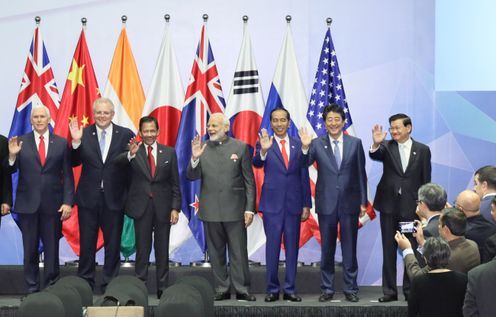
[371,124,387,148]
[0,203,10,216]
[301,207,310,222]
[359,204,367,218]
[191,135,207,161]
[8,136,23,159]
[395,230,412,251]
[128,137,141,156]
[259,128,273,155]
[244,212,254,228]
[170,209,179,225]
[413,220,425,247]
[58,204,72,221]
[69,119,83,143]
[298,127,312,150]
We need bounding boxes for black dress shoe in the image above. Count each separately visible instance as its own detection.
[318,293,334,302]
[378,294,398,302]
[283,293,302,302]
[344,293,359,302]
[214,292,231,301]
[264,293,279,302]
[236,293,256,301]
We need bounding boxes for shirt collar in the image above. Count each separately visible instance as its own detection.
[398,137,412,148]
[328,133,343,144]
[274,134,289,144]
[33,130,49,141]
[96,123,113,135]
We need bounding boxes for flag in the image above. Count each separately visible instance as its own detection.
[260,22,321,247]
[306,26,376,229]
[142,21,191,253]
[176,22,225,253]
[9,23,60,242]
[103,25,145,258]
[54,28,103,256]
[225,21,266,257]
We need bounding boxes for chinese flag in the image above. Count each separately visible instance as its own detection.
[54,28,103,256]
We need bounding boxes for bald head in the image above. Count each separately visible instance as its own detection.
[455,190,481,217]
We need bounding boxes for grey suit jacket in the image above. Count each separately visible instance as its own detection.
[186,137,256,222]
[463,257,496,317]
[125,143,181,223]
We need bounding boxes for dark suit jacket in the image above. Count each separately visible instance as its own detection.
[11,132,74,214]
[481,233,496,263]
[466,214,496,256]
[0,135,12,213]
[480,195,496,224]
[252,137,311,215]
[186,137,256,222]
[306,134,367,215]
[369,138,431,217]
[72,123,134,211]
[125,143,181,223]
[464,257,496,317]
[423,214,440,238]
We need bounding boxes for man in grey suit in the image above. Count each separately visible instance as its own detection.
[187,113,256,301]
[415,183,446,238]
[463,256,496,317]
[126,116,181,299]
[473,165,496,224]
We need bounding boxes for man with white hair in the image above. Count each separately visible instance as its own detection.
[8,104,74,292]
[187,113,256,301]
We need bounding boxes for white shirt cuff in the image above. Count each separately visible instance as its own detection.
[402,248,414,258]
[190,158,200,168]
[72,141,81,149]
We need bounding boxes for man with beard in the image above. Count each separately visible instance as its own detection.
[187,113,256,301]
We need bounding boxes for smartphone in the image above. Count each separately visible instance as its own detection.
[399,221,416,234]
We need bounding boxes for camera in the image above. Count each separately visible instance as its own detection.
[399,221,416,234]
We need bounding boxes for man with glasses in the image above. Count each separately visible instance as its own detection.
[370,113,431,302]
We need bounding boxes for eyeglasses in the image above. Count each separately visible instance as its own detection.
[416,200,423,205]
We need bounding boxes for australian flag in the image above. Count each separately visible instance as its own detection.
[9,23,60,213]
[175,22,225,253]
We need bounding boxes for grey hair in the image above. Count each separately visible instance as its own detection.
[210,112,230,129]
[418,183,447,211]
[92,97,115,113]
[423,237,451,269]
[31,104,51,119]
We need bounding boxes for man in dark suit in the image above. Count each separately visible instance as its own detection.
[253,108,311,302]
[69,97,134,290]
[464,256,496,317]
[187,113,256,301]
[125,116,181,298]
[455,190,496,256]
[8,105,74,292]
[0,134,13,226]
[481,197,496,263]
[300,104,367,302]
[415,183,446,238]
[369,113,431,302]
[473,165,496,224]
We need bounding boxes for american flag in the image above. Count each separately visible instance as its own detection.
[176,22,225,253]
[307,28,352,136]
[307,26,376,228]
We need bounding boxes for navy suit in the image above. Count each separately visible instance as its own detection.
[10,132,74,292]
[253,137,311,295]
[480,195,496,224]
[306,134,367,295]
[72,123,134,289]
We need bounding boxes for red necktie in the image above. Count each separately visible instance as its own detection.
[280,139,289,169]
[148,145,156,177]
[39,135,46,167]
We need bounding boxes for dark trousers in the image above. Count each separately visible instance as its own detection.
[204,220,250,294]
[134,200,171,293]
[263,212,301,294]
[380,206,418,297]
[78,192,124,289]
[19,211,61,293]
[318,211,359,295]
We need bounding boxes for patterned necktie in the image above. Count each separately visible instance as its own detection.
[148,145,156,177]
[39,135,46,166]
[99,129,106,159]
[280,139,289,169]
[333,140,341,169]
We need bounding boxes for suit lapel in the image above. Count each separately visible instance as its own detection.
[26,132,42,166]
[155,144,167,178]
[287,137,298,170]
[341,135,350,168]
[137,145,152,181]
[89,125,104,163]
[44,133,56,166]
[272,139,286,168]
[322,135,339,171]
[106,123,120,160]
[405,139,418,174]
[390,141,404,175]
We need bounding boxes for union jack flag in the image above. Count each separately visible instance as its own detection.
[176,22,225,253]
[8,22,60,243]
[307,26,375,228]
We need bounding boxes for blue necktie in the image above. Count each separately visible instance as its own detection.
[333,140,341,168]
[99,129,106,159]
